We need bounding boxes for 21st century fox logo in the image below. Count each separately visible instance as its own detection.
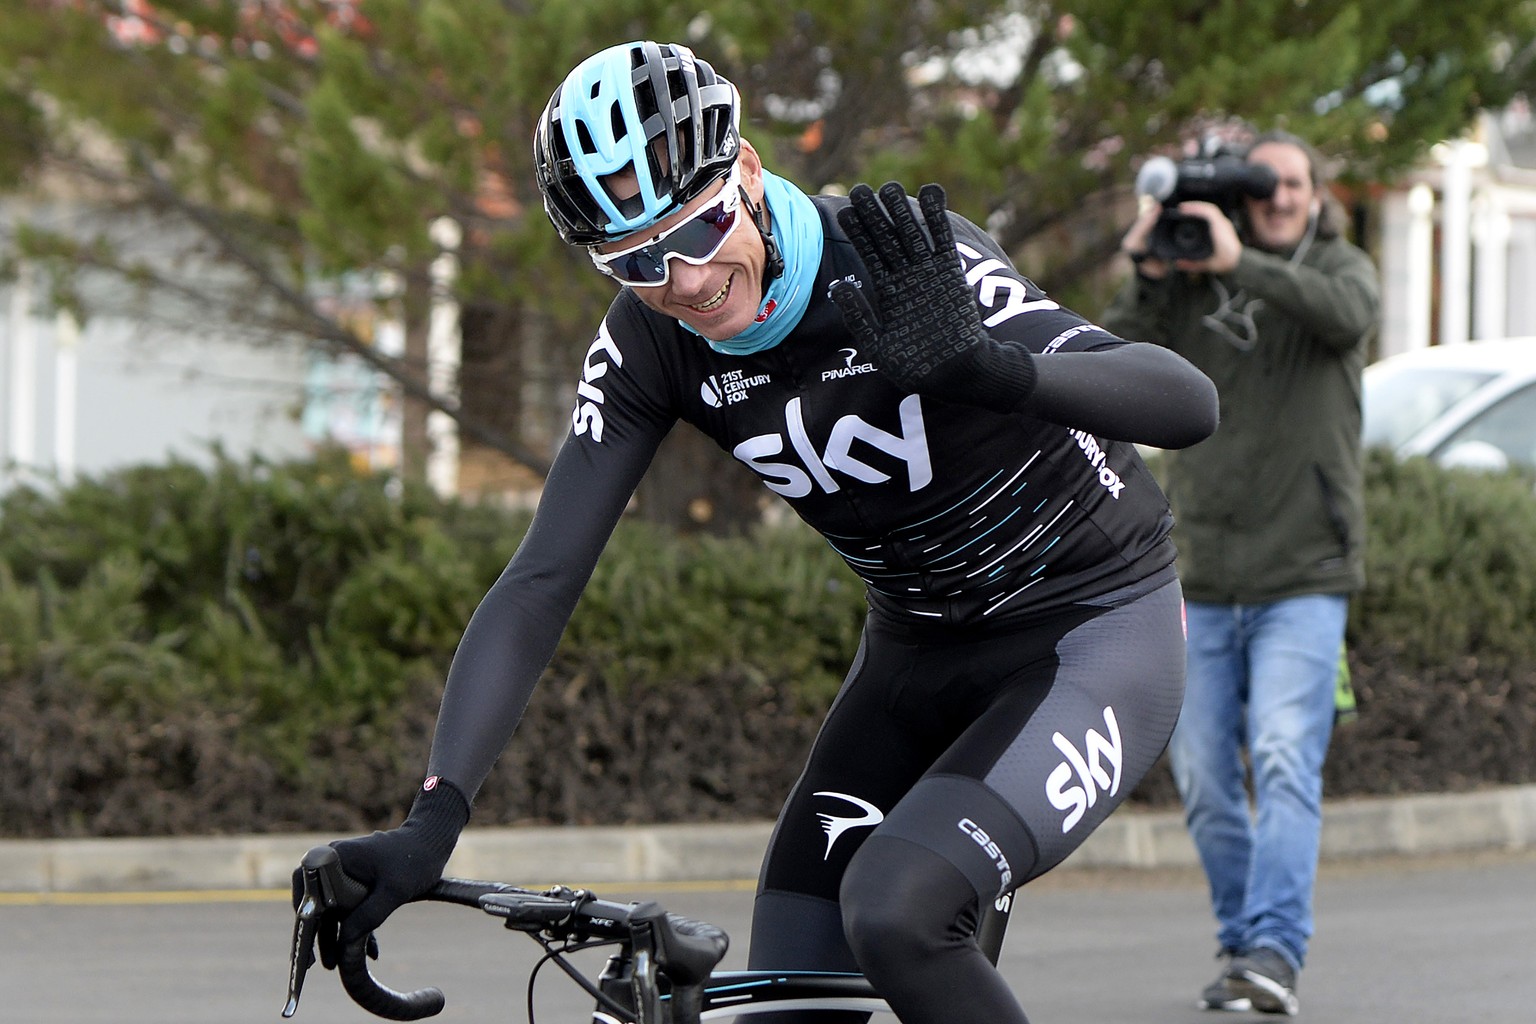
[701,369,771,408]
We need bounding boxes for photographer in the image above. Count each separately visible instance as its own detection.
[1103,130,1380,1016]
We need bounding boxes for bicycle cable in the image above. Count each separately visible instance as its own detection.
[528,936,632,1024]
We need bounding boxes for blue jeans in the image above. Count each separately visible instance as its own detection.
[1168,595,1347,970]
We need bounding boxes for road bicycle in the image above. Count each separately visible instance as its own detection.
[285,843,1010,1024]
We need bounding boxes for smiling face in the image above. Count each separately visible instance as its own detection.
[592,139,771,342]
[1243,140,1318,253]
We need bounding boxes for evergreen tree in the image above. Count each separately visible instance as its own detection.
[1,1,1532,525]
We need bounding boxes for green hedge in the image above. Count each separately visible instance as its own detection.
[0,449,864,835]
[1325,452,1536,796]
[0,448,1532,837]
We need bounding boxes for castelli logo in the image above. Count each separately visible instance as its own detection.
[422,775,440,792]
[754,298,777,324]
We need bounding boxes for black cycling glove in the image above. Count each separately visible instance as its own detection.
[293,776,471,965]
[830,182,1038,413]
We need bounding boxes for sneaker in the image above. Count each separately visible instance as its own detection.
[1197,950,1253,1012]
[1227,946,1301,1015]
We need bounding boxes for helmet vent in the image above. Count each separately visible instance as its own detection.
[635,79,659,122]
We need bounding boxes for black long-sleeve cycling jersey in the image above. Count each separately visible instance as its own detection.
[426,195,1216,796]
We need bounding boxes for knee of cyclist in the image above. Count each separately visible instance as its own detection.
[838,840,971,973]
[840,875,925,971]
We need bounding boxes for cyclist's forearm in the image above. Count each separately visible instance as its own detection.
[423,425,662,800]
[425,577,563,797]
[1028,342,1217,450]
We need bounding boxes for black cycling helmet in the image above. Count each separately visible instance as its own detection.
[533,41,741,246]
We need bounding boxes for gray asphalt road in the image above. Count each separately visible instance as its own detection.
[2,849,1532,1024]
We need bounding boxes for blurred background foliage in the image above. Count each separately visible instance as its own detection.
[2,0,1533,528]
[0,449,1531,836]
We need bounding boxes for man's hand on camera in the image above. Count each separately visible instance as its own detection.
[1124,200,1242,278]
[830,181,1037,413]
[1172,202,1242,274]
[1122,200,1171,279]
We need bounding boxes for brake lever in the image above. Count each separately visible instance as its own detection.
[284,853,328,1017]
[285,846,372,1017]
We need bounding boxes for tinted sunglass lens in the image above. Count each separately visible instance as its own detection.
[619,251,668,285]
[664,209,735,263]
[683,207,736,256]
[603,200,738,285]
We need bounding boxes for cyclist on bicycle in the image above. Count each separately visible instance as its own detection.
[307,40,1218,1024]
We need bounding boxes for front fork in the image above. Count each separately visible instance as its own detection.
[595,952,639,1024]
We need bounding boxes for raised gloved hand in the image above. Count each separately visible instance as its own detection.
[830,182,1038,413]
[292,776,471,968]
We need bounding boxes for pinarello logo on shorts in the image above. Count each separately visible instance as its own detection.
[422,775,440,792]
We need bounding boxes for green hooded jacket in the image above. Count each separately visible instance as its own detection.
[1102,233,1380,603]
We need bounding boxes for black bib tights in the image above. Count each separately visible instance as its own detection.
[742,574,1186,1024]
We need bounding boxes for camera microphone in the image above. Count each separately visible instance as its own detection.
[1134,156,1179,202]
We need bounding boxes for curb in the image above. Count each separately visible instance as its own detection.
[2,785,1533,894]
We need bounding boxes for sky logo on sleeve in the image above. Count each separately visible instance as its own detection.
[573,322,622,442]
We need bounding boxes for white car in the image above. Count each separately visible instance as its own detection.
[1361,337,1536,472]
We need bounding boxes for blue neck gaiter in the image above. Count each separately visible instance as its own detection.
[690,169,824,356]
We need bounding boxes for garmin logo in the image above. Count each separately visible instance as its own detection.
[822,347,876,382]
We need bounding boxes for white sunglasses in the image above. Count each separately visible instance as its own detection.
[588,164,743,287]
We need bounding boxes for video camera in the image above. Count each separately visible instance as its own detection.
[1134,149,1278,261]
